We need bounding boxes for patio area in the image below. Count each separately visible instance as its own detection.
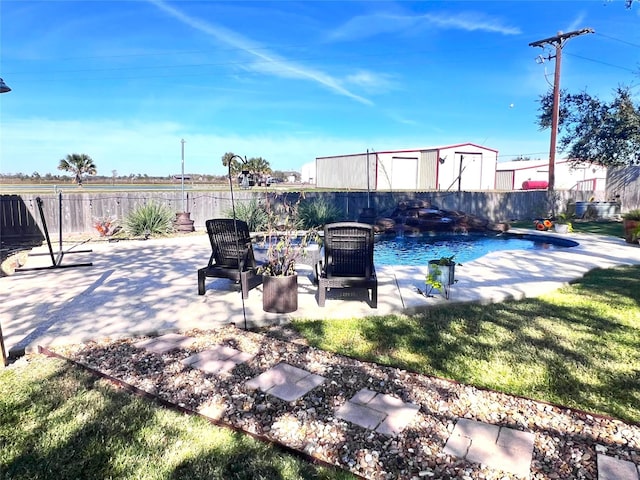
[3,228,640,357]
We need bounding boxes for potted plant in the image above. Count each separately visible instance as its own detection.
[425,255,459,299]
[632,223,640,245]
[93,215,118,237]
[533,218,553,231]
[553,213,573,234]
[622,209,640,243]
[258,198,318,313]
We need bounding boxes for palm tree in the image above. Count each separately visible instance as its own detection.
[58,153,97,185]
[221,152,245,176]
[247,157,272,176]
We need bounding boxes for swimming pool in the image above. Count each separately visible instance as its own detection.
[374,232,578,266]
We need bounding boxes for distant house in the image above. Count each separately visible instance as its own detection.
[172,175,192,181]
[315,143,498,191]
[495,159,607,191]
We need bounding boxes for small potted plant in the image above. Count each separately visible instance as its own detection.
[622,209,640,243]
[553,213,573,234]
[258,197,318,313]
[425,255,459,299]
[93,215,118,237]
[533,218,553,231]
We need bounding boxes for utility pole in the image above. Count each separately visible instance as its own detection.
[529,28,593,192]
[180,138,186,212]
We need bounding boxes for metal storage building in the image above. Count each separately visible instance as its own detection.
[315,143,498,191]
[495,159,607,191]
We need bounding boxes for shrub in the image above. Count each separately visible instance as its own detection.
[124,202,175,236]
[622,209,640,221]
[226,198,268,232]
[298,197,342,229]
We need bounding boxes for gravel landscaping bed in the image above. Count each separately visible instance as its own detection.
[48,324,640,480]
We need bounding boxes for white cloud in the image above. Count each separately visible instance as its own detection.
[345,70,397,93]
[567,12,587,32]
[147,0,373,106]
[328,11,521,42]
[423,12,521,35]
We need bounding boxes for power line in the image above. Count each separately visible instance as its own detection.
[594,32,640,49]
[565,52,638,73]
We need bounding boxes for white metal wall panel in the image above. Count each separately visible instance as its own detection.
[420,150,438,189]
[377,155,394,189]
[317,155,368,189]
[495,170,514,190]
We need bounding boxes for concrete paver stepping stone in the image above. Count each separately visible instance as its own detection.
[335,388,420,436]
[268,383,316,403]
[134,334,196,354]
[156,333,196,348]
[350,388,378,405]
[335,401,387,430]
[245,362,325,402]
[444,418,534,478]
[182,345,242,365]
[598,454,640,480]
[183,345,255,375]
[134,338,180,355]
[192,358,240,375]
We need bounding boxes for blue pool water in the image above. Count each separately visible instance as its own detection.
[374,232,578,266]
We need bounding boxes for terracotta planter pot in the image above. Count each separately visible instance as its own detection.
[174,212,194,233]
[623,220,639,243]
[262,274,298,313]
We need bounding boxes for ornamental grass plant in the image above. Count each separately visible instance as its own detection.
[123,202,175,237]
[225,197,269,233]
[298,197,343,229]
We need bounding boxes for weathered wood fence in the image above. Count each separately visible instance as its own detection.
[2,189,604,242]
[607,166,640,212]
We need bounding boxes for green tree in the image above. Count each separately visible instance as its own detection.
[57,153,97,185]
[221,152,246,176]
[537,86,640,167]
[246,157,271,176]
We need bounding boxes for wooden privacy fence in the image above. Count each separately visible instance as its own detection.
[1,189,598,240]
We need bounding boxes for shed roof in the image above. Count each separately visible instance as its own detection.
[316,142,498,160]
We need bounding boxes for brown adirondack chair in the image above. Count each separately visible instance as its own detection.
[316,222,377,308]
[197,219,262,298]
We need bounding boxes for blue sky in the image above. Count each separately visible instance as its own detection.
[1,1,639,178]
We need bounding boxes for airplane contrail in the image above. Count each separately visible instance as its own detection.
[148,0,373,106]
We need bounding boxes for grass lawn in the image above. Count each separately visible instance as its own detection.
[510,219,625,238]
[0,356,355,480]
[293,264,640,424]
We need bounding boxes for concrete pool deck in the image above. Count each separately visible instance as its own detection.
[3,228,640,358]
